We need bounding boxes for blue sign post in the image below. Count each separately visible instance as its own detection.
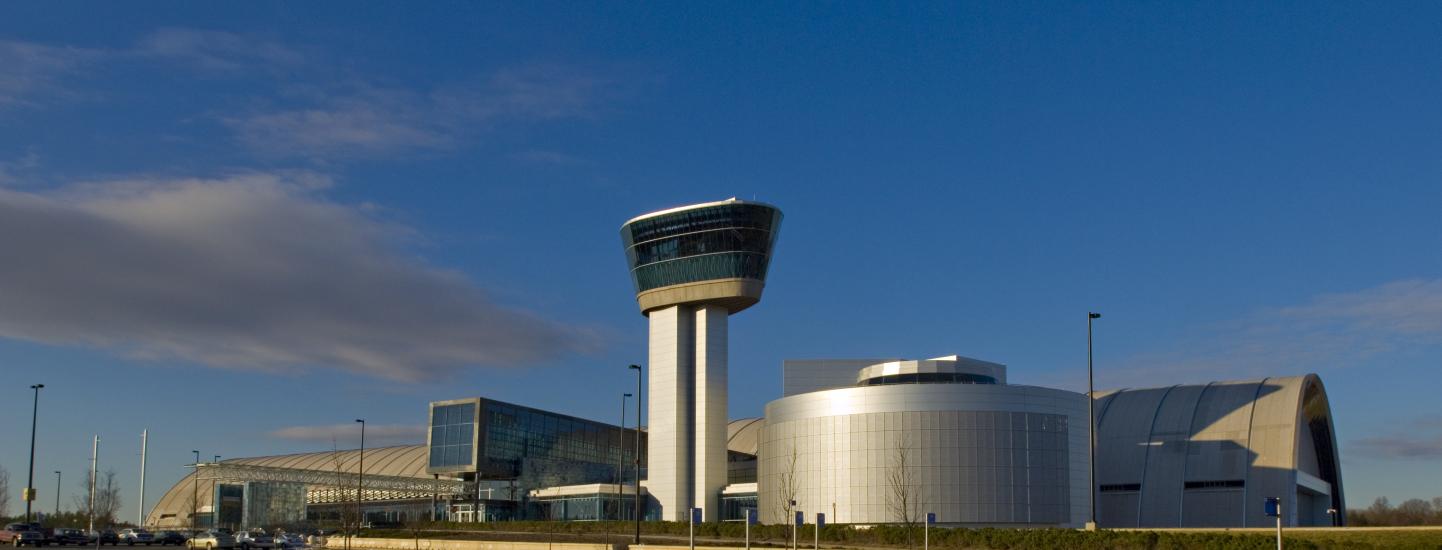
[792,509,803,550]
[690,508,701,550]
[924,513,936,550]
[1264,497,1282,550]
[814,513,825,550]
[745,509,757,550]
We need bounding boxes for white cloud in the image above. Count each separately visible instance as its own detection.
[0,173,594,381]
[270,423,427,446]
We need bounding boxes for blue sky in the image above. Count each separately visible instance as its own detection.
[2,2,1440,523]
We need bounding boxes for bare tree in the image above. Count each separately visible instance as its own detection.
[0,465,10,518]
[774,437,801,526]
[887,435,920,549]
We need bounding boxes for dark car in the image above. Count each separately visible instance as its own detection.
[55,529,89,545]
[90,530,121,546]
[154,532,187,546]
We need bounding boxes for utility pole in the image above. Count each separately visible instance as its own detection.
[139,429,148,526]
[1087,312,1101,530]
[54,471,62,517]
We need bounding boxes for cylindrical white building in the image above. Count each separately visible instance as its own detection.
[758,356,1089,527]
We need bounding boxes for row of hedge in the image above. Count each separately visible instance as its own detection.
[362,521,1442,550]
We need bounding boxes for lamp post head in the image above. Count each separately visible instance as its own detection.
[628,364,641,371]
[355,419,364,423]
[31,384,44,389]
[624,393,633,398]
[1089,312,1101,319]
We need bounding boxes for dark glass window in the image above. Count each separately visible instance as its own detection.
[480,401,645,478]
[859,372,998,386]
[1099,483,1142,492]
[621,203,782,293]
[429,403,476,468]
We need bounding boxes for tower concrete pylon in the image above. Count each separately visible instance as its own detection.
[620,198,782,522]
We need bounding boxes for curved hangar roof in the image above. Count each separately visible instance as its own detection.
[149,425,767,526]
[147,445,427,527]
[1093,374,1343,528]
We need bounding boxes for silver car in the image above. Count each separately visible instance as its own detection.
[234,531,273,550]
[188,531,235,550]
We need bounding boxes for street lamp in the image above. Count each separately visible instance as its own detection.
[25,383,44,523]
[617,392,632,520]
[1087,312,1101,530]
[53,471,61,517]
[356,419,366,532]
[629,364,643,543]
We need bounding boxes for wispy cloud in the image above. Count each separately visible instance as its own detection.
[136,28,304,70]
[225,92,450,158]
[1099,279,1442,388]
[0,150,41,186]
[0,173,596,381]
[1350,415,1442,460]
[0,40,100,108]
[270,423,426,446]
[228,65,620,160]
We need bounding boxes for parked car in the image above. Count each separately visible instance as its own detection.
[233,531,273,550]
[187,531,235,550]
[273,534,303,549]
[120,529,156,546]
[154,531,188,546]
[90,530,121,546]
[0,523,47,547]
[54,529,89,545]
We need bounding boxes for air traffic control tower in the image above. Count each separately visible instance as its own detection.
[620,198,782,522]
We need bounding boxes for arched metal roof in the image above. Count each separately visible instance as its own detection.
[146,445,427,527]
[727,417,764,456]
[1093,374,1344,528]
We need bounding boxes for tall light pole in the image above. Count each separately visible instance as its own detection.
[629,364,643,543]
[356,419,366,532]
[139,429,148,527]
[1087,312,1101,530]
[617,392,631,520]
[25,383,44,523]
[88,438,99,533]
[191,450,200,533]
[54,471,61,517]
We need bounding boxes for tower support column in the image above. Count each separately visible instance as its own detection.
[648,304,694,521]
[693,305,729,521]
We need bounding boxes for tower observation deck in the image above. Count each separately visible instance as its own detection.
[620,198,782,521]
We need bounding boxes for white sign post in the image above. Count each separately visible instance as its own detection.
[925,512,935,550]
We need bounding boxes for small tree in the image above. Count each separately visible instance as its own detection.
[887,435,920,549]
[774,437,801,526]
